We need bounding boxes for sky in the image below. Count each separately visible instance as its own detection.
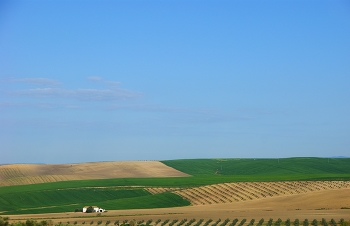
[1,0,349,164]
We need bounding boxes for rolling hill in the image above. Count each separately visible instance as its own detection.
[1,157,350,215]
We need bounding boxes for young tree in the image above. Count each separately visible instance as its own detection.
[257,219,264,226]
[330,219,336,226]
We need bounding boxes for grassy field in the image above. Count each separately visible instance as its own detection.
[161,158,350,176]
[3,192,189,215]
[1,157,349,215]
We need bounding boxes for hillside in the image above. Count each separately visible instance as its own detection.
[0,161,189,186]
[1,157,350,215]
[161,158,350,176]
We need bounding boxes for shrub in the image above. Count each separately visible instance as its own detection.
[0,217,9,226]
[230,219,238,226]
[129,221,135,226]
[161,220,169,226]
[267,219,273,226]
[238,219,246,226]
[248,219,255,226]
[257,219,264,226]
[275,219,282,226]
[86,207,94,213]
[169,220,178,226]
[204,220,213,226]
[340,222,350,226]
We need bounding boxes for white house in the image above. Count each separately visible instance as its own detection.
[82,206,105,213]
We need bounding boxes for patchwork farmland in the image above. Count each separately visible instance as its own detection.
[1,158,350,224]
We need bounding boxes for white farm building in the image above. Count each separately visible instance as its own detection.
[82,206,105,213]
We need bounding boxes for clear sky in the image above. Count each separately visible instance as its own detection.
[1,0,349,164]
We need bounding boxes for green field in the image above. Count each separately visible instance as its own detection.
[162,157,350,176]
[1,157,349,215]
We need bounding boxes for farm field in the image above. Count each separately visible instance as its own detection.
[0,161,189,186]
[1,158,350,223]
[6,187,350,223]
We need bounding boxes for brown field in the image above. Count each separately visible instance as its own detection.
[0,161,189,186]
[5,182,350,223]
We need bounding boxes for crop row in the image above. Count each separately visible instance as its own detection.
[171,181,350,205]
[16,217,348,226]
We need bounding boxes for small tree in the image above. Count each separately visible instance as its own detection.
[26,220,36,226]
[86,206,94,213]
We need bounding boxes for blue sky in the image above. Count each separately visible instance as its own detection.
[1,0,349,164]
